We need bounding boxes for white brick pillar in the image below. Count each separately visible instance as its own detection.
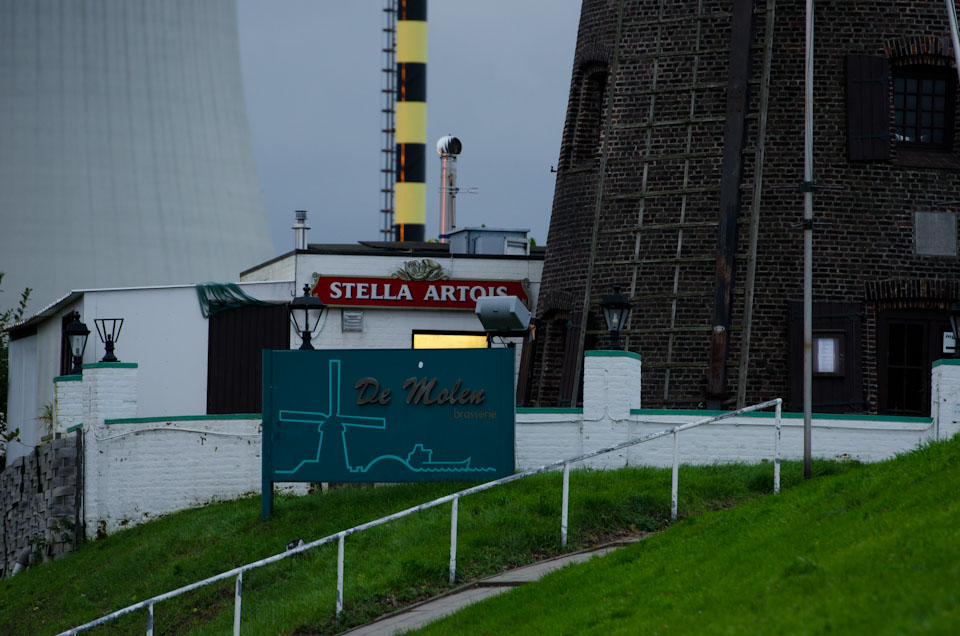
[81,362,139,538]
[53,374,84,436]
[931,359,960,440]
[582,351,642,467]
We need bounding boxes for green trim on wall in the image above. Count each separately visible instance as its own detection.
[82,362,138,369]
[105,413,262,425]
[54,375,82,383]
[66,424,83,433]
[585,350,642,361]
[630,408,932,424]
[932,358,960,368]
[516,408,584,414]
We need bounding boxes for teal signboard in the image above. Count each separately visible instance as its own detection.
[261,348,515,517]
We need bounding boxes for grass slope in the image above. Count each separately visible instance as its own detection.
[416,438,960,635]
[0,458,840,635]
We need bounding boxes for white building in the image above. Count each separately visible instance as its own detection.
[4,233,543,463]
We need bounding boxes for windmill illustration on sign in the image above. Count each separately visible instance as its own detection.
[274,360,495,477]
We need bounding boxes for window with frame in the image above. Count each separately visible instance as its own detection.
[892,65,955,150]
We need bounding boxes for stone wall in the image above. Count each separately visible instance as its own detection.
[0,436,80,577]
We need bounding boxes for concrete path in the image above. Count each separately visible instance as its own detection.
[339,540,635,636]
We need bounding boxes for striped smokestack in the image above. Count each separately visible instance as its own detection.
[394,0,427,242]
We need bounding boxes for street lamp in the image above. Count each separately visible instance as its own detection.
[950,302,960,359]
[63,312,90,374]
[94,318,124,362]
[600,285,633,350]
[288,284,325,350]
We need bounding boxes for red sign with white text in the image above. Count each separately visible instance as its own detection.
[310,276,529,310]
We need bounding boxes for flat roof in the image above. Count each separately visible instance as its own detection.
[240,241,545,278]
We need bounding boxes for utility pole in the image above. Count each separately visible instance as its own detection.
[802,0,814,479]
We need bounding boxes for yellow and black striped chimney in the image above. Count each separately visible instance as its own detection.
[395,0,427,242]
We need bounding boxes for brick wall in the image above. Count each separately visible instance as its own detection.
[532,0,960,411]
[0,436,80,577]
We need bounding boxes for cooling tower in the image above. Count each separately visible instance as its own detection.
[0,0,274,315]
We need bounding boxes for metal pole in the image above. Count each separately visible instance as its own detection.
[671,427,679,521]
[449,497,459,585]
[145,604,153,636]
[561,462,570,547]
[947,1,960,86]
[774,399,782,494]
[336,533,345,620]
[233,572,242,636]
[803,0,815,480]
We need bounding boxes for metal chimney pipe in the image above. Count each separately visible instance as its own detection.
[437,135,461,243]
[293,210,310,250]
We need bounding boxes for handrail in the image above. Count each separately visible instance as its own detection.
[60,398,782,635]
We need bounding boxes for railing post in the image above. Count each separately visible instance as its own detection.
[233,571,243,636]
[336,533,345,620]
[774,399,782,494]
[561,462,570,547]
[145,603,153,636]
[671,427,679,522]
[449,496,459,584]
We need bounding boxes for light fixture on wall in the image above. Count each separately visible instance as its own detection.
[64,312,90,374]
[94,318,124,362]
[600,285,633,350]
[288,284,325,350]
[950,302,960,359]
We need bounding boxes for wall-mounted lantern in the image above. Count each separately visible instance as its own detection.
[600,285,633,350]
[95,318,124,362]
[288,284,325,350]
[64,312,90,374]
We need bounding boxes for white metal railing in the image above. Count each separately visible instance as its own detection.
[59,398,782,635]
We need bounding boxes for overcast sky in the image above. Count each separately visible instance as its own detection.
[236,1,581,255]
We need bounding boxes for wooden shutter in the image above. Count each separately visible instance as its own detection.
[207,304,289,415]
[788,302,864,413]
[557,310,582,407]
[846,54,890,161]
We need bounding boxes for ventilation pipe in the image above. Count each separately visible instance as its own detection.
[394,0,427,241]
[437,135,461,243]
[293,210,310,250]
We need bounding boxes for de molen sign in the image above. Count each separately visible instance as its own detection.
[309,260,530,310]
[261,348,515,518]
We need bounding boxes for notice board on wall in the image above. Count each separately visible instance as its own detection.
[261,348,515,517]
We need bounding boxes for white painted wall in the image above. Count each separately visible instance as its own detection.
[6,281,293,461]
[515,352,945,470]
[5,335,39,462]
[57,351,960,537]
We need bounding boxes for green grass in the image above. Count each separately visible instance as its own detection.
[415,438,960,635]
[0,457,835,635]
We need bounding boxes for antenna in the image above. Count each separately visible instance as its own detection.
[379,0,397,239]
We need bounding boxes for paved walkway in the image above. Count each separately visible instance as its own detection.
[339,540,635,636]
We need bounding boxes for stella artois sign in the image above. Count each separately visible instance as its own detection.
[309,259,530,310]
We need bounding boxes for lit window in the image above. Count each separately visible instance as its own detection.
[412,332,489,349]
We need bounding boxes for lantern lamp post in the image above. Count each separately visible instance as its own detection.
[64,312,90,374]
[599,285,633,350]
[288,284,325,350]
[94,318,124,362]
